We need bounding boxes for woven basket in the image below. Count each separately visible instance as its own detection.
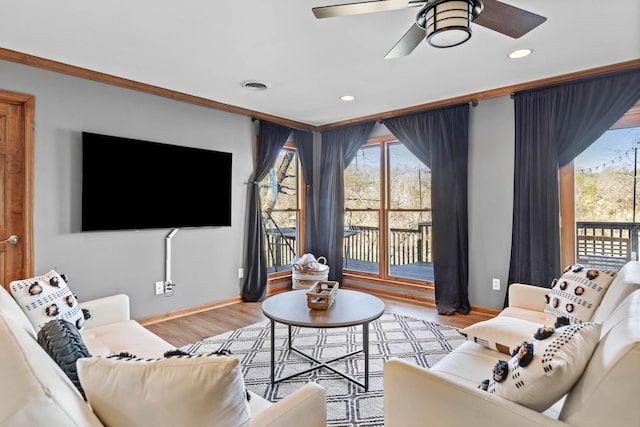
[292,256,329,290]
[306,281,339,310]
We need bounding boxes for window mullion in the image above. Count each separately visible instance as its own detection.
[380,141,389,279]
[560,161,576,267]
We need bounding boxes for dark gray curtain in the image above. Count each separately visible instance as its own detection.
[293,130,316,253]
[507,69,640,301]
[242,121,293,301]
[316,122,375,283]
[383,104,471,315]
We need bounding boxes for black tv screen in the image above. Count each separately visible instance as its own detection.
[81,132,232,231]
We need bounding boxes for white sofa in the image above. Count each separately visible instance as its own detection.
[0,286,327,427]
[384,261,640,427]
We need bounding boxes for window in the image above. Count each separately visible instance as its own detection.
[260,145,301,274]
[387,143,432,280]
[344,136,433,286]
[344,143,381,274]
[561,105,640,269]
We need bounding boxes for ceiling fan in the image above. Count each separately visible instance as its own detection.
[312,0,547,58]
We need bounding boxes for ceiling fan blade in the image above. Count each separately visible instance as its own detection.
[473,0,547,39]
[385,23,426,59]
[313,0,424,19]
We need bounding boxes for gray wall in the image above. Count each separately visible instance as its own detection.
[1,59,255,318]
[468,96,514,309]
[365,97,516,310]
[1,58,516,314]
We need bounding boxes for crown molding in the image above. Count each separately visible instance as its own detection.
[1,48,637,133]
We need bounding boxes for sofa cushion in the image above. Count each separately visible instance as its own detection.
[77,354,251,427]
[591,260,640,323]
[81,319,174,358]
[544,264,616,323]
[10,270,86,332]
[429,341,505,388]
[459,317,543,355]
[498,306,557,325]
[487,321,602,412]
[559,289,640,427]
[0,285,36,338]
[37,319,91,399]
[0,314,103,426]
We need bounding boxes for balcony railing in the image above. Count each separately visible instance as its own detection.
[264,227,296,272]
[575,221,639,270]
[343,223,433,265]
[265,221,639,274]
[265,222,433,275]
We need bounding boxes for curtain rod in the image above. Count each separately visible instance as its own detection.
[250,117,314,134]
[375,100,480,125]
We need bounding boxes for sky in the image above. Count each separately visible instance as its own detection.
[348,127,640,173]
[575,127,640,171]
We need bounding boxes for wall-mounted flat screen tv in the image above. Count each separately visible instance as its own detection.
[81,132,232,231]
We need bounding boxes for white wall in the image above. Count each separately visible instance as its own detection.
[1,59,255,318]
[1,58,518,314]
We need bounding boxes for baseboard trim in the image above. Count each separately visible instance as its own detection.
[136,285,289,326]
[343,283,501,317]
[138,283,499,325]
[136,284,501,326]
[470,305,502,317]
[136,297,242,326]
[343,283,436,305]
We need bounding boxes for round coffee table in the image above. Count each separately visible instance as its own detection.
[261,289,385,390]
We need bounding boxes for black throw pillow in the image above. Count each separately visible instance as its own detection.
[37,319,91,399]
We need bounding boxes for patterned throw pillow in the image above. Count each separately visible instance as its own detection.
[37,319,91,399]
[10,270,86,332]
[77,354,251,427]
[487,322,602,412]
[544,264,616,323]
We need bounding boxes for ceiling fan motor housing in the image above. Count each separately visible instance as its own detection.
[418,0,484,48]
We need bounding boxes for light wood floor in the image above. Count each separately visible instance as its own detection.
[145,295,494,348]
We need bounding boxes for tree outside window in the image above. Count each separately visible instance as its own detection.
[260,147,300,274]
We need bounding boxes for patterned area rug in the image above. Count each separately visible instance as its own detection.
[181,313,466,427]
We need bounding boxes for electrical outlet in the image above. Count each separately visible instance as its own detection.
[238,268,244,279]
[154,281,165,295]
[492,278,500,291]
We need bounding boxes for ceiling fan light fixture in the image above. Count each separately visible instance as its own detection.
[418,0,483,48]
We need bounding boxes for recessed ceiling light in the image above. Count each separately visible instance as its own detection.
[340,95,355,101]
[508,48,533,59]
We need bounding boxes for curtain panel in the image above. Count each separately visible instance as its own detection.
[316,122,375,284]
[242,121,293,302]
[507,69,640,302]
[383,103,471,315]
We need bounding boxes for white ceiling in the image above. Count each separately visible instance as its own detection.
[2,0,639,126]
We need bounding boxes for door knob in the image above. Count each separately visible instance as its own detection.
[1,235,20,245]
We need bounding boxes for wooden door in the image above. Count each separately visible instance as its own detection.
[0,90,34,290]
